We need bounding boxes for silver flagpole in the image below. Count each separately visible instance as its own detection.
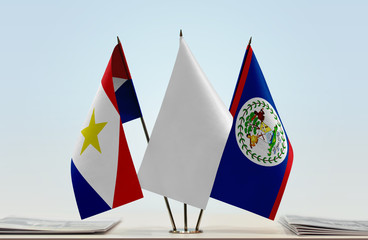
[116,36,177,232]
[184,203,188,232]
[164,196,177,231]
[195,209,203,231]
[176,30,203,234]
[180,30,189,234]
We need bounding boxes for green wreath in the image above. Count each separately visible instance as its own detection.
[236,99,287,164]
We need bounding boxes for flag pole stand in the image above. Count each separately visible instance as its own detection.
[168,203,203,234]
[169,229,203,234]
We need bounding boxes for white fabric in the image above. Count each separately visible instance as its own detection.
[112,77,128,92]
[72,85,120,207]
[138,38,232,209]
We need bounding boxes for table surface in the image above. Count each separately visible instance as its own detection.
[0,213,367,240]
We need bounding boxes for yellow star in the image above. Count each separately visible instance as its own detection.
[80,108,107,155]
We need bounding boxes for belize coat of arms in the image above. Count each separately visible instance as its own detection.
[235,97,288,166]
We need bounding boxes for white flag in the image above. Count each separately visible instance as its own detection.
[138,37,232,209]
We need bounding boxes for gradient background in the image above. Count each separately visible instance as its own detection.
[0,0,367,223]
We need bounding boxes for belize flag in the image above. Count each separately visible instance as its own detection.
[71,40,143,219]
[211,42,293,220]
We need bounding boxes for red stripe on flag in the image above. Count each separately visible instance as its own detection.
[268,141,294,220]
[111,44,131,79]
[101,43,133,113]
[229,46,253,117]
[112,123,143,208]
[115,41,132,80]
[101,48,119,113]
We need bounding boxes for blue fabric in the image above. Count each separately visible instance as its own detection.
[115,79,142,124]
[210,52,290,219]
[71,159,111,219]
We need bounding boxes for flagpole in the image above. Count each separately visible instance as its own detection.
[116,36,177,232]
[195,209,203,231]
[179,29,190,233]
[184,203,188,232]
[164,195,177,231]
[179,29,204,234]
[180,29,193,233]
[139,117,150,143]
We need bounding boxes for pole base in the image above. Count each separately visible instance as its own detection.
[169,229,203,234]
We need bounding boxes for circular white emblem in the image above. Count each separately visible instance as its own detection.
[235,97,288,166]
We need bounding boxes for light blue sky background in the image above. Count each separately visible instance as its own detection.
[0,0,368,223]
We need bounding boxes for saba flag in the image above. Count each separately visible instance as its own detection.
[211,43,293,220]
[71,41,143,219]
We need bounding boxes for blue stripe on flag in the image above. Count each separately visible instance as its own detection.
[115,79,142,124]
[71,159,111,219]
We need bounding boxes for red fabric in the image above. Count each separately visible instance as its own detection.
[111,44,131,79]
[115,41,132,79]
[268,141,294,220]
[113,123,143,208]
[101,56,119,113]
[101,43,133,113]
[101,43,143,207]
[229,46,253,117]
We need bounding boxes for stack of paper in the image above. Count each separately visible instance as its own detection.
[0,216,119,234]
[280,215,368,236]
